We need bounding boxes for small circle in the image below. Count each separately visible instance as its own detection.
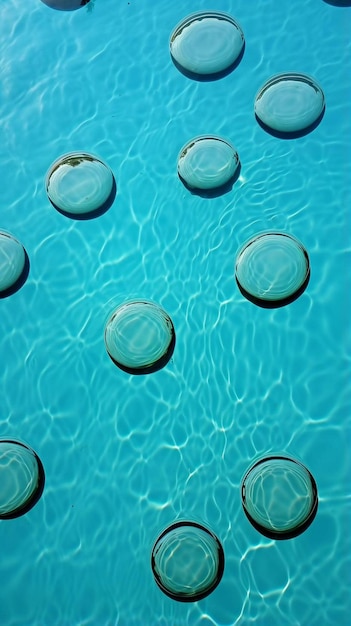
[46,152,115,217]
[170,12,244,78]
[178,136,240,191]
[255,73,325,136]
[104,301,175,375]
[40,0,90,10]
[235,232,310,308]
[151,521,225,602]
[0,439,45,520]
[0,231,26,296]
[241,456,318,540]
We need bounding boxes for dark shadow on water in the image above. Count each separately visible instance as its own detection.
[255,108,325,139]
[107,329,176,376]
[49,177,116,220]
[322,0,351,6]
[40,0,94,10]
[171,44,245,82]
[236,269,310,309]
[0,249,30,299]
[0,442,45,520]
[179,163,241,199]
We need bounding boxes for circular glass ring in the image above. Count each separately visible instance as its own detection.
[170,12,244,78]
[255,73,325,136]
[104,300,175,375]
[0,439,45,520]
[151,521,225,602]
[241,455,318,540]
[178,136,240,191]
[235,232,310,308]
[0,231,28,297]
[46,152,115,217]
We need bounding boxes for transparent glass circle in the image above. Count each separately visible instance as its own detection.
[104,300,175,375]
[0,439,45,519]
[170,12,244,78]
[151,521,225,602]
[40,0,90,10]
[255,73,325,136]
[241,456,318,539]
[235,232,310,308]
[0,231,26,296]
[178,136,240,191]
[46,152,115,217]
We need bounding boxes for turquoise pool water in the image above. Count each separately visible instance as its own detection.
[1,0,350,624]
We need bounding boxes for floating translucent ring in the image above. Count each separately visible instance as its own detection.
[235,232,310,308]
[241,456,318,540]
[170,12,244,78]
[40,0,91,10]
[46,152,115,218]
[104,301,175,375]
[0,439,45,520]
[151,521,225,602]
[0,231,29,298]
[255,73,325,136]
[178,136,240,192]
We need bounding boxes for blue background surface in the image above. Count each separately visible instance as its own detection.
[0,1,350,624]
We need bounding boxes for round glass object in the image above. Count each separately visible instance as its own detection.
[178,136,240,191]
[241,456,318,539]
[40,0,90,10]
[235,232,310,308]
[104,301,175,375]
[170,12,244,77]
[46,152,114,216]
[255,73,325,135]
[0,231,26,295]
[151,521,225,602]
[0,439,45,520]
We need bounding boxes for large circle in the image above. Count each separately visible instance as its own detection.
[170,12,244,78]
[255,73,325,136]
[151,521,225,602]
[46,152,115,217]
[104,301,175,375]
[178,136,240,191]
[0,439,45,520]
[235,232,310,308]
[241,456,318,540]
[0,231,27,297]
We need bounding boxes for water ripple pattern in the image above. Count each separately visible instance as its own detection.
[0,0,350,625]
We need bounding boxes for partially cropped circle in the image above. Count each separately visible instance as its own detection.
[255,73,325,136]
[0,439,45,519]
[104,301,175,375]
[235,232,310,308]
[241,456,318,539]
[0,231,27,297]
[40,0,90,10]
[151,521,224,602]
[46,152,115,217]
[178,136,240,191]
[170,12,244,78]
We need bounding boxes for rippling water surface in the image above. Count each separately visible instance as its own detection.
[0,0,350,624]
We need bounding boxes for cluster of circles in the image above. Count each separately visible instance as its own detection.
[151,455,318,602]
[1,4,325,606]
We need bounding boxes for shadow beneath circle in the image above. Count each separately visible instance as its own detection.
[255,108,325,139]
[171,44,245,82]
[322,0,351,6]
[49,177,117,220]
[179,162,241,199]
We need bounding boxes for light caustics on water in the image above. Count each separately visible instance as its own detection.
[45,152,115,218]
[254,73,325,137]
[104,300,175,375]
[170,11,244,79]
[0,439,45,520]
[151,521,225,602]
[241,455,318,540]
[235,232,310,308]
[177,135,240,192]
